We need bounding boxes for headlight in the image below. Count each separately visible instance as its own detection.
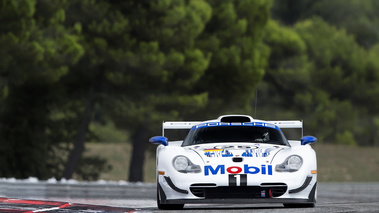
[173,156,189,171]
[275,155,303,172]
[172,156,201,173]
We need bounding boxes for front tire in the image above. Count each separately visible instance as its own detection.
[157,183,184,210]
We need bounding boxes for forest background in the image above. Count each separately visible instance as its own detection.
[1,0,379,182]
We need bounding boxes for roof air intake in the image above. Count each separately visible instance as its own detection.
[220,115,252,123]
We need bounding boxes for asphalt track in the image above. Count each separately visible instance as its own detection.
[1,180,378,212]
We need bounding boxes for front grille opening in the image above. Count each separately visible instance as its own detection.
[271,188,286,197]
[190,185,288,199]
[261,182,287,186]
[191,188,205,197]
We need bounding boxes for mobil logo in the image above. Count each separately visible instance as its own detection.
[204,164,273,176]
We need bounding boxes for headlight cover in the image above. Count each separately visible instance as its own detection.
[275,155,303,172]
[172,156,201,173]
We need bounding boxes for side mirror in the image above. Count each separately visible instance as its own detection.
[149,136,168,146]
[301,136,317,145]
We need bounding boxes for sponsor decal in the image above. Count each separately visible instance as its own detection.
[204,149,233,157]
[203,147,273,158]
[191,122,279,130]
[204,164,273,176]
[242,148,273,157]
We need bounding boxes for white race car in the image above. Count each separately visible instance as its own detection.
[149,115,317,210]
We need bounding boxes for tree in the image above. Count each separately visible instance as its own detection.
[104,0,272,182]
[271,0,379,49]
[59,0,213,180]
[193,0,271,117]
[105,0,213,182]
[0,0,84,178]
[260,17,379,146]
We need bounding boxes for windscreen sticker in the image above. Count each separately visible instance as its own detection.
[191,122,279,130]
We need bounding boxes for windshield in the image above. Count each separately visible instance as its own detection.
[182,126,289,146]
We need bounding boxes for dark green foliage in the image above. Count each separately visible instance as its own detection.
[0,0,104,179]
[271,0,379,49]
[194,0,271,116]
[261,11,379,146]
[109,0,271,181]
[1,0,379,182]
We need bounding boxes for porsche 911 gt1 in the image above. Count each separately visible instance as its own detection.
[149,115,317,210]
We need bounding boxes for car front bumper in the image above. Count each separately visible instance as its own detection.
[158,173,317,205]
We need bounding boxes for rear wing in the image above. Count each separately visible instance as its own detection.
[162,120,303,139]
[162,122,200,136]
[266,120,303,137]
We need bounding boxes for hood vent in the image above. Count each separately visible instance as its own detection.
[232,157,243,162]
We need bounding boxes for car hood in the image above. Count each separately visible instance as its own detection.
[186,143,285,164]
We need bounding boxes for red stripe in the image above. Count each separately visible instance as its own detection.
[0,197,9,202]
[22,202,71,213]
[0,198,135,212]
[1,198,71,213]
[59,203,71,209]
[4,199,67,206]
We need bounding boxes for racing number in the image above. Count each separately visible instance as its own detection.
[228,174,247,186]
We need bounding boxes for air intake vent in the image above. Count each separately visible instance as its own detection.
[220,115,252,123]
[233,157,243,162]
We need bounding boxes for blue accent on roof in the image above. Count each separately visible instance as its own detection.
[190,122,280,131]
